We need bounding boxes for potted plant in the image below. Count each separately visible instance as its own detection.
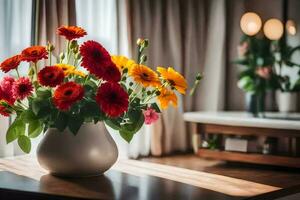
[272,42,300,112]
[0,26,199,177]
[235,35,278,117]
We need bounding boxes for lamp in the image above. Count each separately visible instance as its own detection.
[240,12,262,36]
[263,18,284,40]
[286,20,297,35]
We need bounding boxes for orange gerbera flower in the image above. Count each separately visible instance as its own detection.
[157,67,187,94]
[0,55,21,73]
[111,55,135,72]
[21,46,48,63]
[55,63,76,76]
[157,87,177,109]
[129,64,160,87]
[57,26,87,41]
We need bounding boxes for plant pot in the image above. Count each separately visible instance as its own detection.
[276,91,298,112]
[37,122,118,177]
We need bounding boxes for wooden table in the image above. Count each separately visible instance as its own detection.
[0,156,290,200]
[184,112,300,168]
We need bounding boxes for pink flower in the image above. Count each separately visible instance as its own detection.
[12,77,33,100]
[143,108,159,125]
[237,42,248,57]
[256,66,272,80]
[0,76,16,105]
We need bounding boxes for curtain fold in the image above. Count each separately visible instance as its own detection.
[127,0,227,155]
[0,0,33,157]
[35,0,76,54]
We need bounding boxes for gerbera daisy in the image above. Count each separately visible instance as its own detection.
[12,77,33,100]
[157,67,187,94]
[0,77,16,105]
[0,55,21,73]
[157,87,177,109]
[129,64,160,87]
[55,63,76,76]
[38,66,65,87]
[96,82,129,118]
[0,104,11,117]
[57,26,87,41]
[21,46,48,63]
[101,63,121,83]
[53,82,84,111]
[80,40,111,78]
[72,70,86,77]
[111,55,135,72]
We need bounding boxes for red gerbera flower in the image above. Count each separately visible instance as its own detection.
[53,82,84,111]
[0,77,16,105]
[12,77,33,100]
[21,46,48,63]
[101,63,121,83]
[38,66,65,87]
[0,105,11,117]
[0,55,21,73]
[96,82,129,118]
[57,25,87,41]
[80,40,112,78]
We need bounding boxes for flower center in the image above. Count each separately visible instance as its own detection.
[64,89,73,96]
[141,73,150,81]
[92,50,102,60]
[18,85,27,93]
[31,50,38,56]
[47,73,54,79]
[168,79,175,86]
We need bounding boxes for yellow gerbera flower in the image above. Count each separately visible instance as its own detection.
[55,63,76,76]
[111,55,135,72]
[72,70,86,77]
[157,87,178,109]
[157,67,187,94]
[129,64,160,87]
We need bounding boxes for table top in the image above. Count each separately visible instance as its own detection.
[183,111,300,130]
[0,156,282,200]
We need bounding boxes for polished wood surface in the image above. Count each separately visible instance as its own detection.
[197,149,300,168]
[142,155,300,188]
[0,156,283,199]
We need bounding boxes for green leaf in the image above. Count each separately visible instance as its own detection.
[28,120,43,138]
[68,115,84,135]
[237,76,255,92]
[17,135,31,153]
[54,112,69,131]
[119,129,135,143]
[36,88,52,99]
[150,103,161,113]
[6,117,26,144]
[21,109,37,123]
[32,98,52,118]
[105,119,122,130]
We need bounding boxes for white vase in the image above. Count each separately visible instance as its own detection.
[37,122,118,177]
[276,91,298,113]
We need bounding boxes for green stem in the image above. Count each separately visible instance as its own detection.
[15,69,20,78]
[34,62,38,81]
[49,51,52,66]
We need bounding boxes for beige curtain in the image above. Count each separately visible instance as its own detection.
[35,0,76,55]
[127,0,227,155]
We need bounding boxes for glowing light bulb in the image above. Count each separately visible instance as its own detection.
[286,20,296,35]
[263,18,284,40]
[240,12,262,36]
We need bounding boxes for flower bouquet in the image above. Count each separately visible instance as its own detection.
[0,26,197,155]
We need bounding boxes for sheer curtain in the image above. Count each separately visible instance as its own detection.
[0,0,33,157]
[75,0,150,158]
